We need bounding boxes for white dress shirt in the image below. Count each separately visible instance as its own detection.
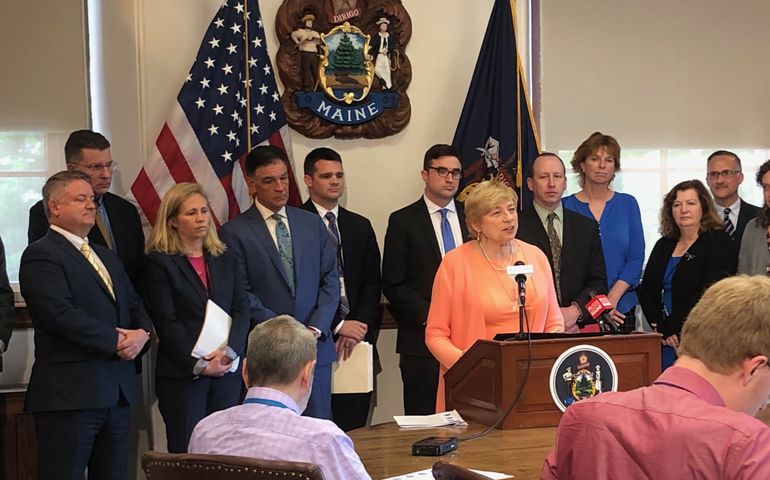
[423,195,463,256]
[50,224,112,286]
[254,200,291,248]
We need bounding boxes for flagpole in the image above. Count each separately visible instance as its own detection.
[511,0,523,209]
[243,0,253,152]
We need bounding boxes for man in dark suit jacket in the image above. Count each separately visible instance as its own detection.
[20,170,151,480]
[27,130,145,283]
[706,150,760,249]
[516,153,608,332]
[220,145,339,420]
[382,144,468,415]
[0,235,13,371]
[300,147,382,431]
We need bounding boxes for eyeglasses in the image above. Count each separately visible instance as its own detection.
[75,161,117,173]
[706,169,740,180]
[428,166,463,179]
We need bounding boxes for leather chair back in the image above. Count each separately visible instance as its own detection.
[142,451,325,480]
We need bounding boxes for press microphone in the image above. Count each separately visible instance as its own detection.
[507,261,533,305]
[584,291,618,333]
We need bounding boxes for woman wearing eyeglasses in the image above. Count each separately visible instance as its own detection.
[738,160,770,276]
[562,132,644,332]
[425,180,564,413]
[639,180,736,370]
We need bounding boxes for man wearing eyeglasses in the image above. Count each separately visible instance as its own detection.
[28,130,145,283]
[382,144,468,414]
[705,150,759,249]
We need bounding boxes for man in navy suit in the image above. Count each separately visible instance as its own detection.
[27,130,145,283]
[20,170,151,480]
[300,147,382,431]
[220,146,339,420]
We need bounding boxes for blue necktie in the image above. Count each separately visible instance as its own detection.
[272,214,295,295]
[723,208,735,238]
[439,208,456,255]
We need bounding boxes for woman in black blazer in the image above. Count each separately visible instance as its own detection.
[639,180,737,370]
[142,183,250,453]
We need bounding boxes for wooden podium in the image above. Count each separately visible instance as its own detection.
[444,333,661,429]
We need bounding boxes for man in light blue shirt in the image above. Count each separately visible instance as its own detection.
[189,315,371,480]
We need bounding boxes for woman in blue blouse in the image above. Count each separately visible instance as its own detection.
[563,132,645,331]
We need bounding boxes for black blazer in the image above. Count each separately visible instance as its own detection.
[28,192,145,283]
[382,198,468,357]
[516,204,608,320]
[735,199,760,248]
[141,250,251,379]
[639,230,737,338]
[0,236,13,352]
[19,230,152,412]
[301,201,383,371]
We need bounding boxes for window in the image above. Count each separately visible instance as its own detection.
[560,148,769,261]
[0,132,68,283]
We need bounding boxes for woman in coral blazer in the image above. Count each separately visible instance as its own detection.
[426,180,564,412]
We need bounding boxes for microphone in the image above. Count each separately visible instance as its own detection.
[584,291,619,333]
[507,261,533,304]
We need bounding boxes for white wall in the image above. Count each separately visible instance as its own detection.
[76,1,532,470]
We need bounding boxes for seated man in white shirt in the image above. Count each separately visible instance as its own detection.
[188,315,371,480]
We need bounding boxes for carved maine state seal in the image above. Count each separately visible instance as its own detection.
[275,0,412,139]
[549,344,618,412]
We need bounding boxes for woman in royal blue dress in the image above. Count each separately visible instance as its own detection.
[563,132,645,332]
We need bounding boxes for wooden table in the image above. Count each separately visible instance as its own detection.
[349,421,556,480]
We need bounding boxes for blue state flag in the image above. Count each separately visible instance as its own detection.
[452,0,540,208]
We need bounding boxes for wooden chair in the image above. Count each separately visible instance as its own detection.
[142,451,325,480]
[432,461,492,480]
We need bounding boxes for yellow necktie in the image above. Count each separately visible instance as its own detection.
[80,243,115,299]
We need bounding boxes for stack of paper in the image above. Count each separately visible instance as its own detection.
[393,409,468,429]
[332,342,373,393]
[192,300,232,358]
[384,468,513,479]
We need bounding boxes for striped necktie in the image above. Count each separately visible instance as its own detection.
[723,208,735,238]
[325,211,350,319]
[80,242,115,299]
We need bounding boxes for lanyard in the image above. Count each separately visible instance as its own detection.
[243,397,292,410]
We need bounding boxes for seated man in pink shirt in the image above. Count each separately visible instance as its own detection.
[188,315,371,480]
[543,275,770,480]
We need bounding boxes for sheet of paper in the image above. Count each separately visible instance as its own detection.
[332,341,373,393]
[383,468,513,479]
[393,409,468,429]
[191,299,232,359]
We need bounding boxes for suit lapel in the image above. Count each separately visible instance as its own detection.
[521,205,552,258]
[170,255,208,304]
[245,206,292,290]
[286,208,303,284]
[413,200,442,263]
[49,231,116,303]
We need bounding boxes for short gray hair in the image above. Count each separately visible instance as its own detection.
[245,315,317,387]
[42,170,92,219]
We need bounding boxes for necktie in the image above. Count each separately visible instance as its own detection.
[723,208,735,238]
[325,211,350,319]
[95,200,114,250]
[439,208,456,255]
[546,212,562,303]
[80,242,115,299]
[272,214,295,295]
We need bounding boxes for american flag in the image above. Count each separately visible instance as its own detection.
[131,0,301,227]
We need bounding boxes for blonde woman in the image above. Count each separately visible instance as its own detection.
[425,180,564,412]
[142,183,250,453]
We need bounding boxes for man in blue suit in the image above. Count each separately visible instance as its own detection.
[220,145,339,420]
[20,170,152,480]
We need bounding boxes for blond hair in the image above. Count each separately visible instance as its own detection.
[145,183,226,256]
[679,276,770,373]
[464,180,518,238]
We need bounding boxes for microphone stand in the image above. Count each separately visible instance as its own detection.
[514,279,528,341]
